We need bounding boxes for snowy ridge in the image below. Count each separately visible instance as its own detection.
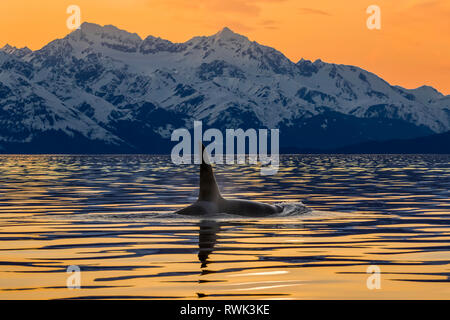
[0,22,449,152]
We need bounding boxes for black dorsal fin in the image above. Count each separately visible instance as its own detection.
[198,143,222,202]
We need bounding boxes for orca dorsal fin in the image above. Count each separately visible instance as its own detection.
[198,143,222,202]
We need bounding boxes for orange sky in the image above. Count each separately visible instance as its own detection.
[1,0,449,94]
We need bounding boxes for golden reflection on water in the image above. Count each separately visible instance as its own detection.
[0,155,449,299]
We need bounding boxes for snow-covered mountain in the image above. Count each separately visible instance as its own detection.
[0,22,449,153]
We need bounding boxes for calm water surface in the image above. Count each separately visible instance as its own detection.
[0,154,449,299]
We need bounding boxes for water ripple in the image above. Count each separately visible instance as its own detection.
[0,154,449,299]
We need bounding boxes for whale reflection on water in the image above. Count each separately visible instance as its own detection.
[198,220,220,269]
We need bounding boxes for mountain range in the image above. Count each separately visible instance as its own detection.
[0,22,449,154]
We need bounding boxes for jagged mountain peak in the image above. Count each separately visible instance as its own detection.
[0,44,32,58]
[66,22,142,53]
[403,85,445,104]
[218,26,233,34]
[77,22,142,40]
[412,85,443,96]
[313,59,325,68]
[185,27,249,47]
[1,44,14,51]
[213,27,249,42]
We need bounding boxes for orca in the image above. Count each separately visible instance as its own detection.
[175,144,283,217]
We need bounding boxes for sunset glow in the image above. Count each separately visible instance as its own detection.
[0,0,449,94]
